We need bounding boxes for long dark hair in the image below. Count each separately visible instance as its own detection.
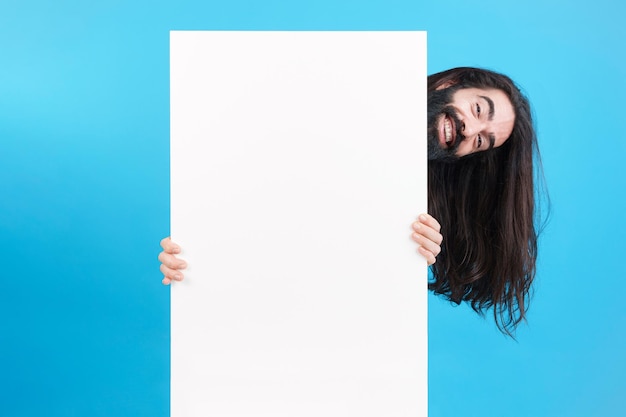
[427,67,547,336]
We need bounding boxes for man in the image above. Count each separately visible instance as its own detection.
[423,67,541,336]
[160,67,542,337]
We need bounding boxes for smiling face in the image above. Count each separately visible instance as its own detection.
[428,86,516,161]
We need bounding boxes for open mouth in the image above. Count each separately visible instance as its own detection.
[440,115,456,148]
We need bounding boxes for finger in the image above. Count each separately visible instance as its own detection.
[418,213,441,233]
[158,252,188,270]
[160,264,185,282]
[412,232,442,256]
[160,237,181,254]
[417,246,437,266]
[162,276,172,285]
[411,221,443,246]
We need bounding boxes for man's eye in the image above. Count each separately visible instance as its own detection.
[476,103,481,116]
[477,135,483,148]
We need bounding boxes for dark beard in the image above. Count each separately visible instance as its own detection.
[427,87,465,162]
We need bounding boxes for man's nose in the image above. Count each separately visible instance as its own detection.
[461,118,485,137]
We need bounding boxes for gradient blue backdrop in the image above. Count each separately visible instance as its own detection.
[1,1,624,416]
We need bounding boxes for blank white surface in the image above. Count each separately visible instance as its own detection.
[170,31,427,417]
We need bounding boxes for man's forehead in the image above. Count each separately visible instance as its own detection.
[454,86,506,96]
[453,87,514,114]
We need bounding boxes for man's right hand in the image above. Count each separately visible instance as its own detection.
[158,237,187,285]
[411,214,443,266]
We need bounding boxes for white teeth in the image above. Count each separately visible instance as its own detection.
[444,118,452,143]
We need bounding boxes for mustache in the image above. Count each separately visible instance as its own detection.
[427,86,470,162]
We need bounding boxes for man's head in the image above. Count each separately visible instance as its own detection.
[427,67,532,163]
[426,67,543,337]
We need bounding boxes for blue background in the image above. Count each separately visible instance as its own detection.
[1,1,624,416]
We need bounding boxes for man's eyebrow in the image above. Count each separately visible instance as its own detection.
[479,95,495,120]
[488,134,495,150]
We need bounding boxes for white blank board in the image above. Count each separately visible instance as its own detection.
[170,31,427,417]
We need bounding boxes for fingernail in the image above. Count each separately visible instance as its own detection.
[413,222,421,229]
[419,214,427,221]
[174,274,183,281]
[179,261,187,269]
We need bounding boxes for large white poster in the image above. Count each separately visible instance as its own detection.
[170,31,427,417]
